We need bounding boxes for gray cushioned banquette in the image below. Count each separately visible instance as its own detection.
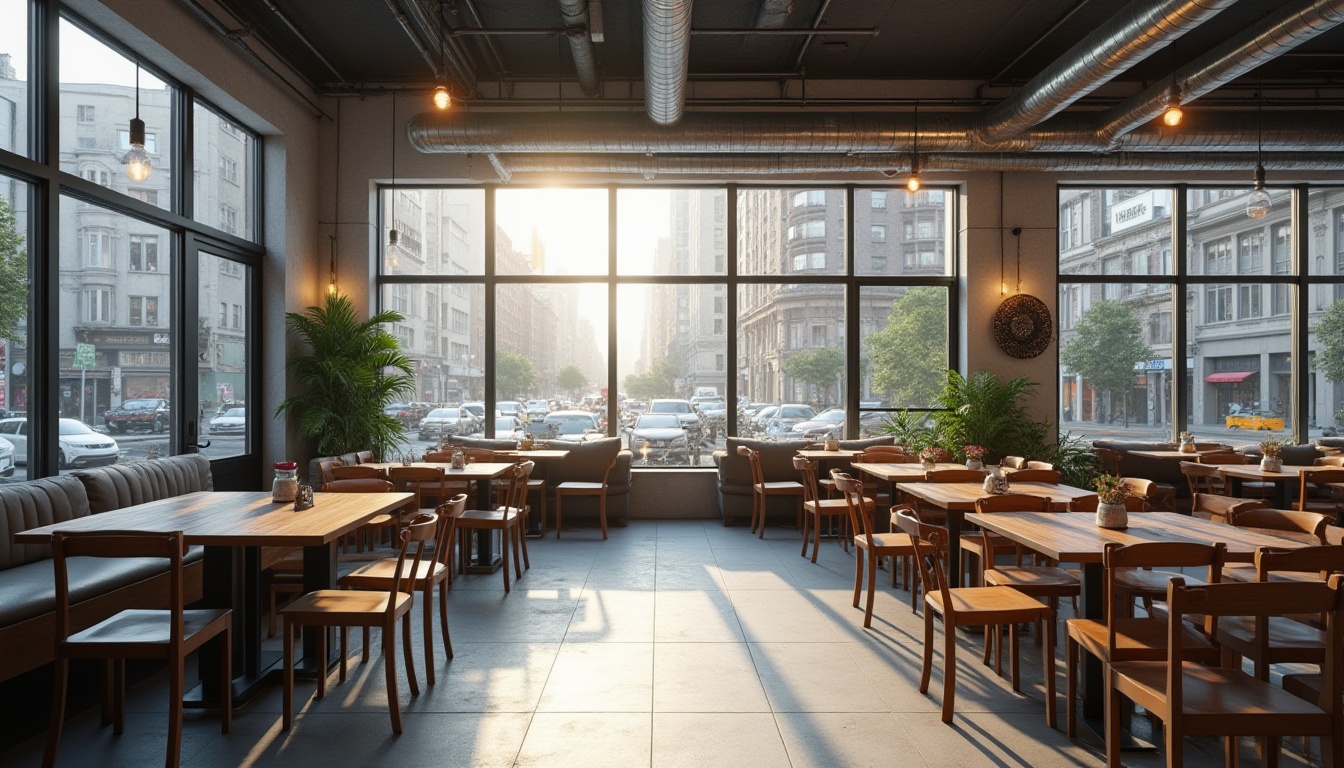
[74,453,213,513]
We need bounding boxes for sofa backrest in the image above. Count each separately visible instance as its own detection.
[0,475,92,570]
[548,437,630,487]
[720,437,813,488]
[443,435,519,451]
[837,435,896,450]
[74,454,213,514]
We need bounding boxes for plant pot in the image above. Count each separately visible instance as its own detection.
[921,460,936,471]
[966,458,983,471]
[1095,502,1128,529]
[1260,456,1283,473]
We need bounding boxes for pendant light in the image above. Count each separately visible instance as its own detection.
[906,101,922,193]
[327,99,341,296]
[1161,84,1184,127]
[431,0,452,110]
[1246,97,1271,220]
[122,65,152,182]
[387,91,400,269]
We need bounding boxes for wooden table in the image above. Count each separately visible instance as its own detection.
[1129,449,1225,459]
[796,448,866,460]
[495,449,571,460]
[365,461,516,568]
[895,480,1095,586]
[964,511,1308,746]
[1210,463,1308,508]
[15,490,410,707]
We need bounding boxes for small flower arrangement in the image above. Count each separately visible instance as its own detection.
[1179,431,1193,441]
[1094,474,1129,505]
[962,444,986,461]
[1259,436,1284,456]
[919,446,943,463]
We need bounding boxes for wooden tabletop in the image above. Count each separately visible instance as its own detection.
[964,511,1312,564]
[1130,449,1225,459]
[494,449,571,460]
[1210,463,1309,481]
[13,491,412,547]
[362,461,516,480]
[895,481,1095,511]
[796,449,866,460]
[852,462,970,482]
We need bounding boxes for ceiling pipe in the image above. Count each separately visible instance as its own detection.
[973,0,1237,145]
[259,0,348,85]
[385,0,474,92]
[557,0,602,96]
[407,109,1344,154]
[1097,0,1344,145]
[488,151,1344,176]
[754,0,794,29]
[643,0,694,125]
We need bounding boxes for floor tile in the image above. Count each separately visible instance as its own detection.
[748,643,890,713]
[515,712,651,768]
[653,643,769,712]
[654,590,743,642]
[536,642,653,712]
[652,713,791,768]
[774,711,924,768]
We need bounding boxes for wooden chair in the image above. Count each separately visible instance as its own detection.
[1296,468,1344,521]
[354,450,375,464]
[1180,461,1225,497]
[895,508,1056,726]
[857,449,916,463]
[331,464,387,480]
[794,456,854,563]
[1315,456,1344,467]
[1001,456,1027,469]
[340,495,466,686]
[327,477,397,551]
[456,461,532,592]
[1281,672,1344,765]
[1105,577,1343,768]
[832,472,917,622]
[1025,460,1054,471]
[1096,447,1123,476]
[282,513,437,735]
[1118,476,1173,511]
[1190,491,1266,524]
[1065,541,1224,740]
[45,531,232,768]
[389,465,448,516]
[737,446,803,538]
[961,493,1047,590]
[1004,468,1060,484]
[554,456,617,540]
[315,458,342,489]
[974,494,1079,651]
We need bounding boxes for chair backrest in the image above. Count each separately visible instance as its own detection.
[1198,452,1249,465]
[974,493,1052,514]
[431,494,467,568]
[1005,468,1060,484]
[925,469,986,483]
[1025,460,1054,471]
[894,506,954,613]
[1315,456,1344,467]
[738,446,764,486]
[1230,508,1330,543]
[1000,456,1027,469]
[1102,542,1225,656]
[462,448,500,464]
[332,465,386,481]
[1255,545,1344,580]
[1070,494,1145,512]
[793,456,820,506]
[1191,492,1266,523]
[1180,461,1223,497]
[51,530,188,648]
[497,461,536,512]
[422,451,454,464]
[384,514,438,620]
[388,465,446,511]
[862,445,908,458]
[326,478,394,493]
[316,458,343,489]
[858,450,916,464]
[1328,525,1344,546]
[355,450,375,464]
[832,471,877,545]
[1095,448,1123,476]
[1300,469,1344,510]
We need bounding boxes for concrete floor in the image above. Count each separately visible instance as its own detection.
[2,520,1322,767]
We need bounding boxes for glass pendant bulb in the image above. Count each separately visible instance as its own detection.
[906,174,921,193]
[122,117,151,181]
[1246,164,1271,220]
[1161,103,1183,127]
[432,85,451,110]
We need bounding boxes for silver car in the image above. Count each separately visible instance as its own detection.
[628,413,690,464]
[418,407,473,440]
[0,417,120,470]
[0,435,14,478]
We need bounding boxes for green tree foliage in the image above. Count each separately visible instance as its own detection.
[0,196,29,342]
[783,347,845,403]
[1316,300,1344,385]
[624,358,679,401]
[556,364,588,398]
[1059,300,1151,423]
[866,286,948,408]
[275,293,414,457]
[496,351,538,401]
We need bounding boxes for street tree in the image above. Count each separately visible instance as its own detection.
[0,196,29,343]
[1060,300,1151,426]
[784,347,845,404]
[866,286,948,407]
[624,358,679,401]
[496,351,537,400]
[556,364,587,398]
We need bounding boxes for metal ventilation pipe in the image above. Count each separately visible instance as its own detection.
[1096,0,1344,145]
[558,0,602,97]
[643,0,694,125]
[754,0,794,29]
[974,0,1236,145]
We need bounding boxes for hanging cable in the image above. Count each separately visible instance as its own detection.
[998,172,1006,296]
[328,99,341,296]
[1013,226,1023,294]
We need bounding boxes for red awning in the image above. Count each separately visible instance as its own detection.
[1204,371,1257,383]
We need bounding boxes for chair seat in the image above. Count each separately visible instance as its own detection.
[1110,661,1330,731]
[339,559,448,589]
[806,497,869,513]
[984,565,1080,596]
[757,481,803,493]
[1067,616,1217,663]
[556,482,604,492]
[365,513,398,527]
[66,608,231,653]
[281,589,412,624]
[927,585,1051,623]
[1217,615,1327,655]
[457,508,522,524]
[1221,563,1325,584]
[854,531,916,553]
[1114,568,1207,595]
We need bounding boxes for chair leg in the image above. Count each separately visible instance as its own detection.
[423,585,435,686]
[100,659,113,726]
[316,629,328,700]
[510,524,523,579]
[1106,674,1123,767]
[166,657,184,768]
[1009,623,1021,692]
[1065,637,1078,738]
[403,612,419,697]
[852,548,864,609]
[1043,616,1056,729]
[811,511,823,564]
[599,494,609,540]
[384,620,402,735]
[112,658,126,735]
[501,527,512,593]
[555,494,564,540]
[800,506,811,558]
[282,619,295,730]
[519,515,531,568]
[339,627,348,683]
[362,626,371,664]
[864,550,878,628]
[439,581,453,660]
[942,619,958,723]
[919,609,934,694]
[219,627,232,734]
[43,658,68,768]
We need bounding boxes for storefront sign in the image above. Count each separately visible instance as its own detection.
[1110,191,1155,233]
[73,343,96,369]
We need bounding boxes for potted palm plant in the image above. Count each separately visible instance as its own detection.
[275,293,415,459]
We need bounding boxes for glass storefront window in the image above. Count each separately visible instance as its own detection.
[738,188,845,275]
[496,188,608,276]
[855,188,953,276]
[738,283,846,436]
[193,101,255,241]
[0,0,30,158]
[0,173,30,480]
[617,188,727,276]
[198,251,250,458]
[60,18,175,213]
[381,188,485,276]
[862,286,948,411]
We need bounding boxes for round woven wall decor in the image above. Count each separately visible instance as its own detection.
[992,294,1052,359]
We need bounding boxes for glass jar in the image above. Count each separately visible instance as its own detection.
[1178,432,1196,453]
[272,461,299,502]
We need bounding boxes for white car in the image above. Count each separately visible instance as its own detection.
[541,410,604,441]
[0,435,14,478]
[525,399,550,420]
[493,416,525,441]
[208,406,246,435]
[418,407,474,440]
[0,417,120,469]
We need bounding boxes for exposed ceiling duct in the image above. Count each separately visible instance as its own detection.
[754,0,794,29]
[558,0,602,97]
[643,0,694,125]
[482,151,1344,178]
[971,0,1237,145]
[385,0,474,91]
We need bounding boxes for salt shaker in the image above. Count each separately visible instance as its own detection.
[272,461,298,502]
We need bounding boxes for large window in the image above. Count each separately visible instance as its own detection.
[0,0,30,158]
[378,185,958,466]
[193,101,257,240]
[0,174,31,480]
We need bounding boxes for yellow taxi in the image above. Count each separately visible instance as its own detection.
[1225,410,1285,431]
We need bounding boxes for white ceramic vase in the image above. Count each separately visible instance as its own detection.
[1260,455,1283,473]
[1095,502,1128,529]
[966,458,983,471]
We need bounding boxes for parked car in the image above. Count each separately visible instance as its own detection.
[105,398,170,434]
[384,402,429,429]
[208,406,246,435]
[542,410,604,441]
[418,407,474,440]
[525,399,550,421]
[0,435,14,478]
[648,399,700,433]
[1225,410,1285,431]
[628,413,691,464]
[750,405,780,425]
[497,401,524,421]
[621,400,648,427]
[765,404,817,437]
[493,416,526,441]
[461,402,487,425]
[789,407,846,439]
[0,417,120,469]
